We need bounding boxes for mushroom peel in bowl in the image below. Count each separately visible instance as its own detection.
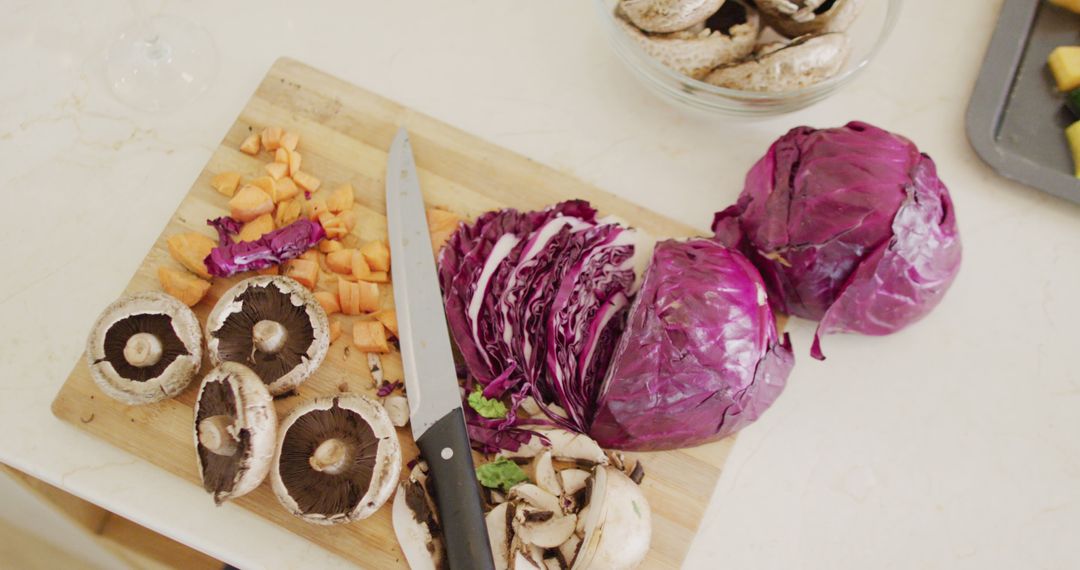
[194,362,277,504]
[756,0,863,37]
[621,0,727,34]
[86,291,202,405]
[615,0,760,79]
[704,32,850,92]
[271,394,401,525]
[206,276,329,396]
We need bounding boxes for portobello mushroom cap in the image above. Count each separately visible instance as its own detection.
[194,362,277,504]
[205,276,329,396]
[754,0,863,37]
[271,394,401,524]
[620,0,727,34]
[704,32,850,92]
[616,0,761,79]
[86,291,202,405]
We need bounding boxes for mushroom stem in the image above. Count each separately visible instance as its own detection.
[123,332,164,368]
[310,438,352,475]
[198,415,239,456]
[252,320,288,354]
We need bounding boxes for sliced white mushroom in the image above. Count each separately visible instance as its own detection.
[392,477,443,570]
[515,509,578,549]
[519,397,542,418]
[383,394,410,427]
[559,534,583,567]
[491,490,507,504]
[620,0,726,33]
[509,484,563,514]
[534,451,562,496]
[501,433,549,459]
[571,467,652,570]
[704,32,850,92]
[537,429,609,466]
[512,550,543,570]
[615,0,761,79]
[559,469,591,496]
[367,353,384,385]
[486,502,512,570]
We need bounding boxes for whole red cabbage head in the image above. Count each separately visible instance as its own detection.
[589,238,794,451]
[712,121,962,360]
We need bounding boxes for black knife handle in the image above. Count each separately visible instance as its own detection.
[416,408,495,570]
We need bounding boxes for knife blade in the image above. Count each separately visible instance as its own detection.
[385,127,495,570]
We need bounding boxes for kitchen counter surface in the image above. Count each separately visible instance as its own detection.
[2,0,1077,568]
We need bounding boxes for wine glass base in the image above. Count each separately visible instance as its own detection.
[105,16,218,113]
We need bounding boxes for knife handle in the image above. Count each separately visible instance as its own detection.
[416,408,495,570]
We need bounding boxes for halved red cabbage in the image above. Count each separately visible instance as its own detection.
[204,217,326,277]
[713,121,962,360]
[589,239,794,451]
[437,201,649,451]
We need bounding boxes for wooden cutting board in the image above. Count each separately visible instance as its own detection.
[51,58,734,569]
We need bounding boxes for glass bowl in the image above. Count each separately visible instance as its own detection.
[594,0,903,116]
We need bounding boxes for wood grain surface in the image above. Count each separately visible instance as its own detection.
[51,58,734,569]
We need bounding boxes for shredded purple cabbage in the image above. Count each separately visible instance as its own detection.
[203,218,326,278]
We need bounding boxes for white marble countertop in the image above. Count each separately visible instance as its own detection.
[2,0,1078,568]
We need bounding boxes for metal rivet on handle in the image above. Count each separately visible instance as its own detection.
[441,447,453,460]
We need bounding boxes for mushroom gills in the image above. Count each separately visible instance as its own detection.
[195,379,250,499]
[101,313,189,382]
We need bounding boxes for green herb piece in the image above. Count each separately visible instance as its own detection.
[476,456,529,492]
[467,385,508,419]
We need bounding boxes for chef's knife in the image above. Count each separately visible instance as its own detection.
[385,127,495,570]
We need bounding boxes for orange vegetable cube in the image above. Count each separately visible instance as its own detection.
[250,176,276,200]
[360,241,391,272]
[299,249,319,263]
[326,249,354,274]
[292,170,321,192]
[318,212,348,239]
[238,214,274,242]
[239,133,260,155]
[229,185,275,222]
[319,240,344,254]
[329,318,342,342]
[326,184,355,213]
[351,251,371,280]
[261,126,284,151]
[288,151,302,177]
[264,161,288,180]
[157,266,211,307]
[274,177,300,203]
[275,147,290,164]
[338,210,358,234]
[211,172,241,197]
[339,280,360,315]
[314,291,340,315]
[356,281,380,313]
[373,310,399,337]
[308,197,329,220]
[427,208,462,253]
[283,259,318,289]
[353,321,390,354]
[274,198,303,227]
[281,131,299,152]
[256,265,280,276]
[366,271,389,283]
[165,232,217,280]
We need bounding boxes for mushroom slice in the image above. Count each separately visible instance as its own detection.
[383,395,410,427]
[704,32,850,92]
[559,469,591,496]
[501,433,549,460]
[271,394,401,524]
[756,0,862,36]
[515,508,578,549]
[486,502,512,570]
[392,470,445,570]
[537,429,609,466]
[534,451,562,497]
[620,0,727,34]
[558,534,582,567]
[509,484,563,514]
[616,0,761,79]
[571,467,652,570]
[194,362,277,504]
[206,276,329,396]
[86,291,202,405]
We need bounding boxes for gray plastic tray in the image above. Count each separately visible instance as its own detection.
[966,0,1080,205]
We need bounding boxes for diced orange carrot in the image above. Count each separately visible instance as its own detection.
[250,176,276,199]
[230,186,275,222]
[275,177,299,203]
[318,212,348,239]
[373,310,398,337]
[360,241,391,272]
[326,249,354,274]
[341,234,362,249]
[299,249,319,263]
[427,208,462,254]
[353,320,390,353]
[326,184,355,213]
[211,172,241,197]
[319,240,344,253]
[356,281,380,313]
[275,148,290,164]
[339,280,361,315]
[314,291,340,315]
[292,170,321,192]
[288,151,302,177]
[281,131,299,152]
[308,197,329,220]
[256,265,280,276]
[274,198,303,227]
[166,232,217,280]
[238,214,274,242]
[157,266,211,307]
[264,161,288,180]
[366,271,389,283]
[329,318,342,342]
[352,251,372,281]
[284,259,318,289]
[338,210,358,234]
[261,127,284,151]
[240,133,261,155]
